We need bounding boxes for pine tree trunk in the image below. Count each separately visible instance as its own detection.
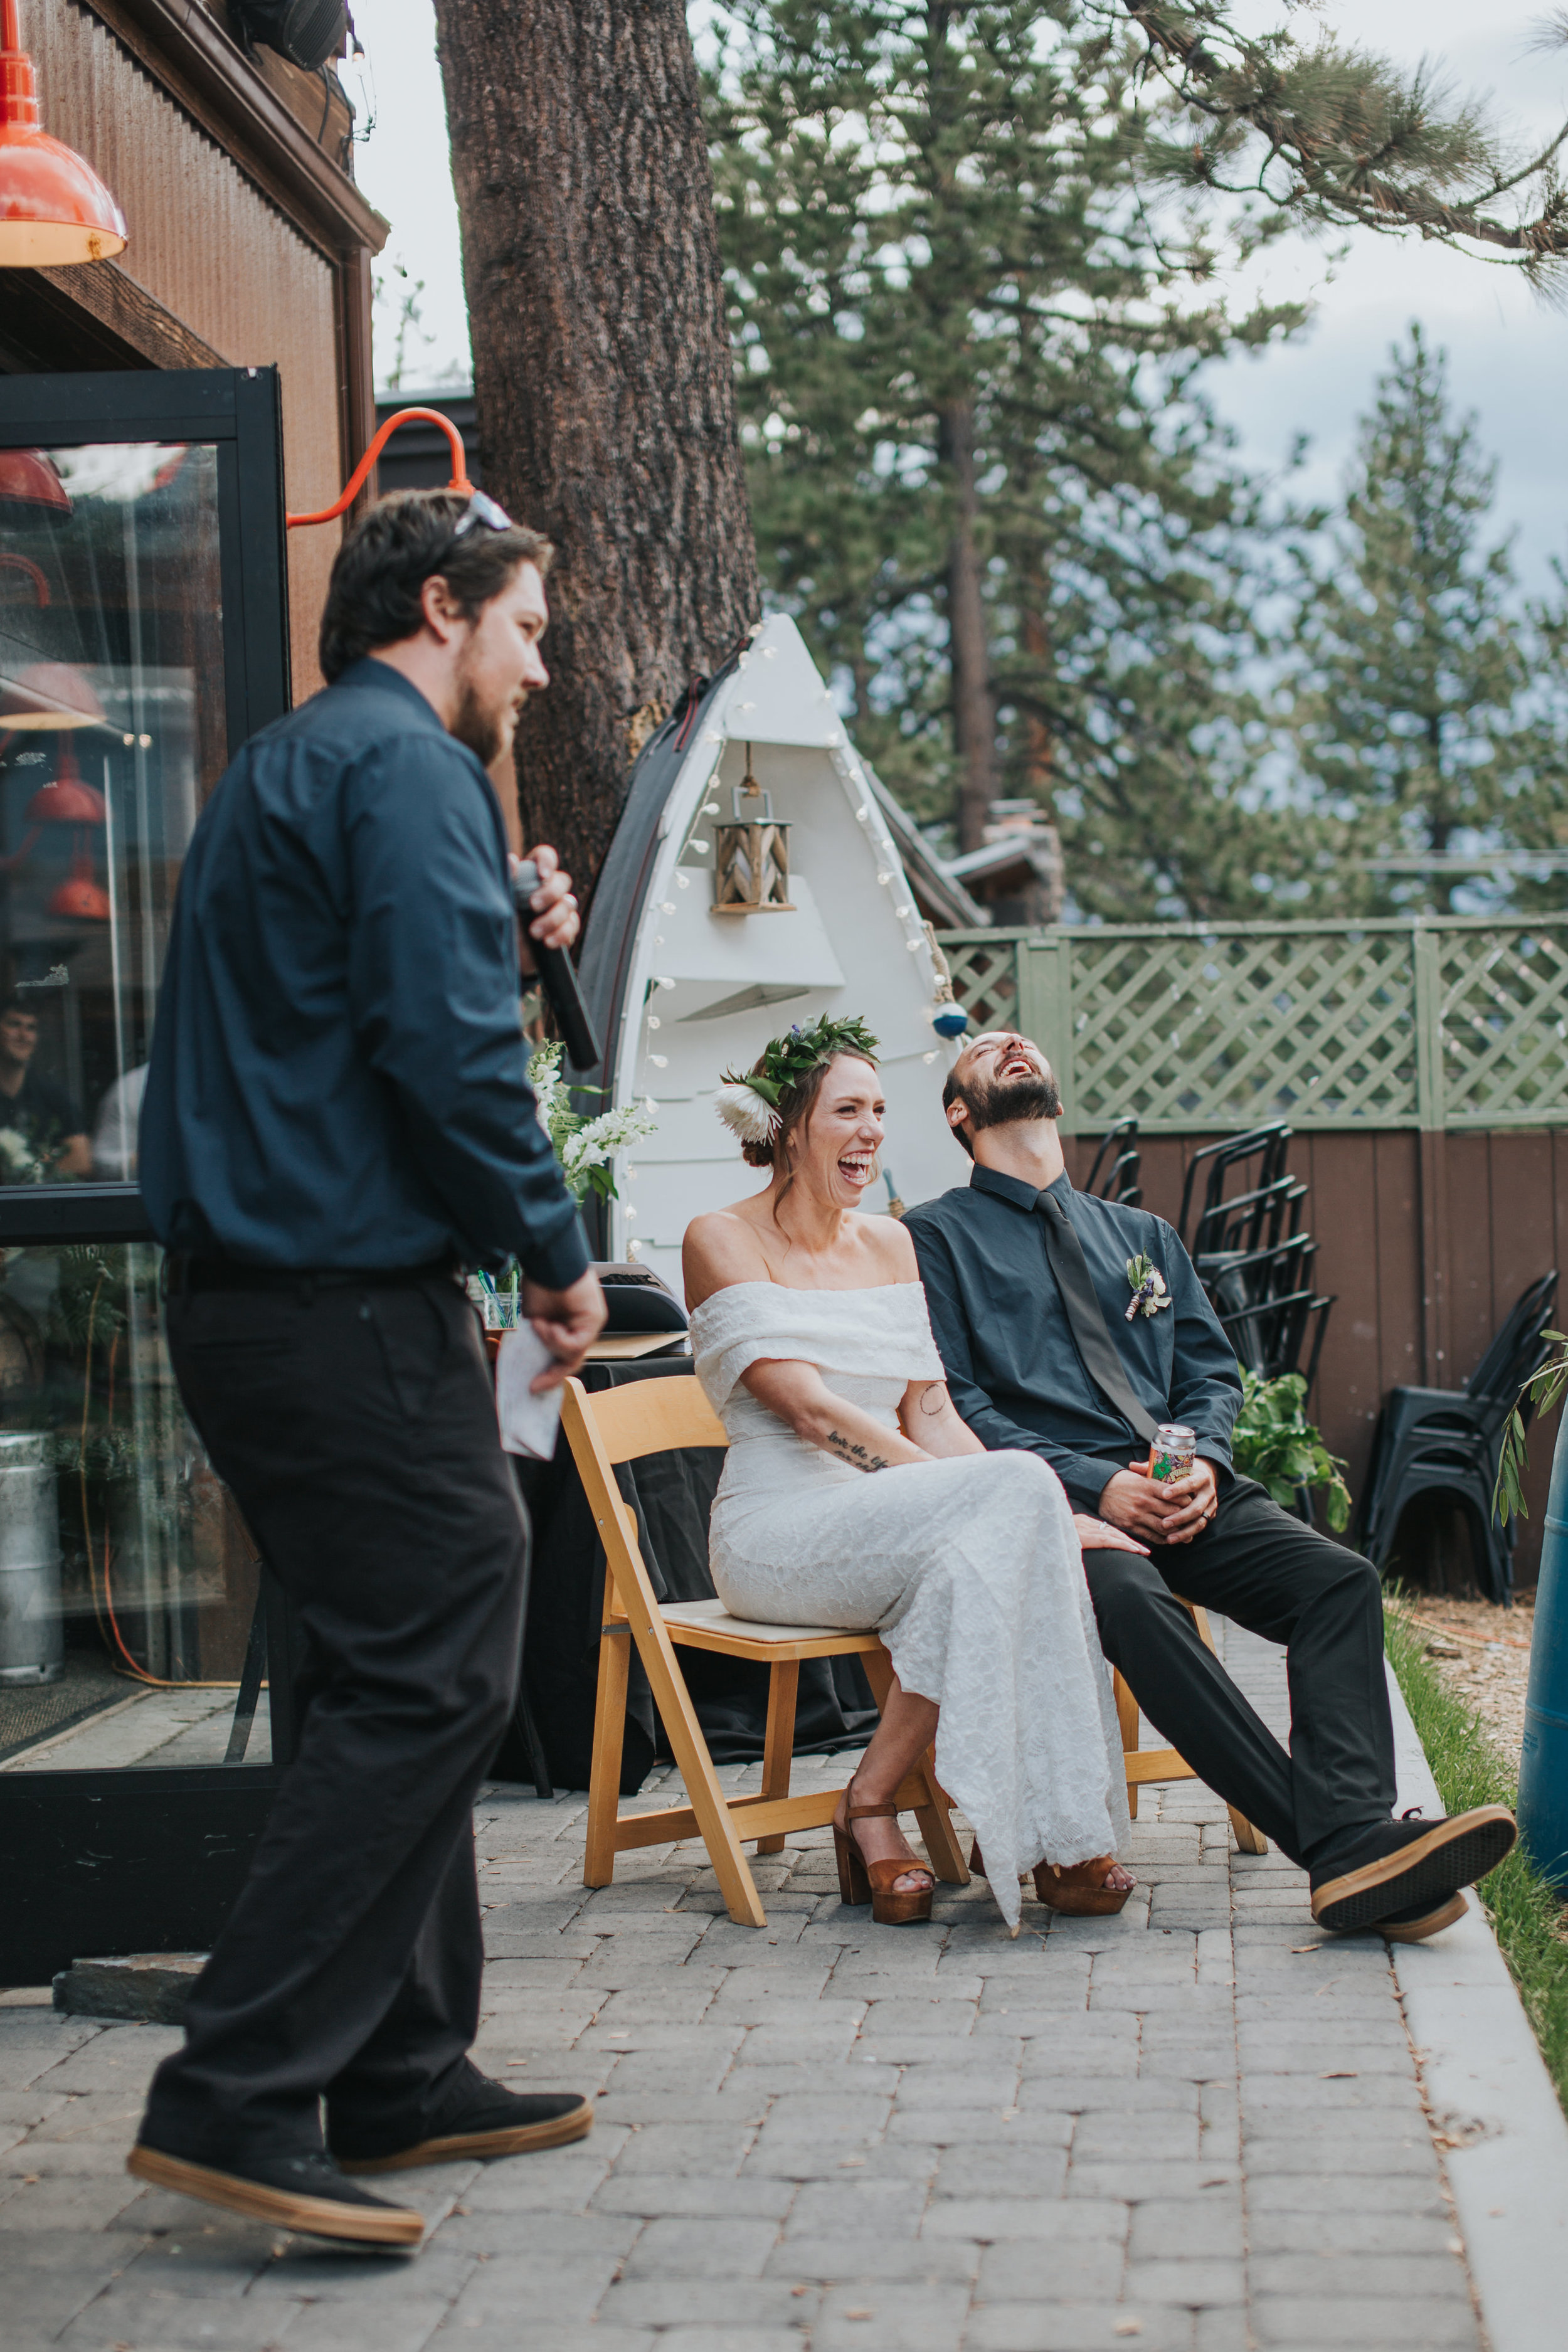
[938,400,995,853]
[432,0,760,892]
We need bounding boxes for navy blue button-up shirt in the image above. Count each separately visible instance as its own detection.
[140,659,588,1286]
[904,1164,1242,1513]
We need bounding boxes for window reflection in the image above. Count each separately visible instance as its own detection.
[0,443,225,1185]
[0,1242,266,1772]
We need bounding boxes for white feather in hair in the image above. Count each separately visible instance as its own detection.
[714,1081,780,1147]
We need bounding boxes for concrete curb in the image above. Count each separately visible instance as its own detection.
[1385,1659,1568,2352]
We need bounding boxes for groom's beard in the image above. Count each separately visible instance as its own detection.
[955,1071,1064,1132]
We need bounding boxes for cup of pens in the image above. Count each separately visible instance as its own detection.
[467,1273,526,1332]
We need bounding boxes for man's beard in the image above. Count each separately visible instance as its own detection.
[449,669,521,768]
[955,1069,1063,1133]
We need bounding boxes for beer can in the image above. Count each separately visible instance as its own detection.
[1150,1423,1196,1483]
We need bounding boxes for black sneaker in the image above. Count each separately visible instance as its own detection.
[126,2141,423,2247]
[1311,1806,1515,1933]
[1379,1890,1469,1944]
[331,2072,593,2176]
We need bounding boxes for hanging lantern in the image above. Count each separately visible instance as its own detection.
[712,744,793,916]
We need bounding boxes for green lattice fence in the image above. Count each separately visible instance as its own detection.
[935,918,1568,1133]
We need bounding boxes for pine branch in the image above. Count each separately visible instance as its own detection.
[1114,2,1568,281]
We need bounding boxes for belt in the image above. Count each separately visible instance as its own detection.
[169,1254,458,1297]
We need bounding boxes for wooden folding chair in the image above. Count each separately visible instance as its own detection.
[1113,1599,1269,1853]
[561,1374,970,1928]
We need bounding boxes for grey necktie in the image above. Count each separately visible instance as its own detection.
[1034,1189,1159,1446]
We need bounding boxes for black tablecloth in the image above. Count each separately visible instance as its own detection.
[492,1359,877,1793]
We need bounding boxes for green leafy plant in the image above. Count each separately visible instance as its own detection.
[1493,1331,1568,1525]
[1231,1368,1351,1530]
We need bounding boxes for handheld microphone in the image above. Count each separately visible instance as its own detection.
[512,858,602,1072]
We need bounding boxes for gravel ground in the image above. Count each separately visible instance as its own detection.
[1406,1593,1534,1769]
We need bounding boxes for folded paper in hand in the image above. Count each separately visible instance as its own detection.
[495,1323,564,1459]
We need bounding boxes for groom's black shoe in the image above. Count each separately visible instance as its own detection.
[126,2141,424,2247]
[1310,1806,1515,1933]
[1378,1890,1469,1944]
[331,2067,593,2176]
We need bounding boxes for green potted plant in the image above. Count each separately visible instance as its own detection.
[1230,1369,1352,1531]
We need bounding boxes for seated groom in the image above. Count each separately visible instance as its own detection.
[903,1030,1515,1942]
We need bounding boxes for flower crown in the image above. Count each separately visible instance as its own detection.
[714,1013,881,1147]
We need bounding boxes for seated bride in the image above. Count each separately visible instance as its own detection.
[683,1012,1145,1932]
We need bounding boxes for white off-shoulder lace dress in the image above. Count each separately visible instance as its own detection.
[688,1280,1129,1926]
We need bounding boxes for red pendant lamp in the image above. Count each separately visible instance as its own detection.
[29,738,110,923]
[0,448,70,526]
[1,0,127,266]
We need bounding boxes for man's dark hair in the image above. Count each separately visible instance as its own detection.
[941,1063,974,1157]
[319,491,554,683]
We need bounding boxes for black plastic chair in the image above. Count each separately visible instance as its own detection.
[1355,1270,1560,1605]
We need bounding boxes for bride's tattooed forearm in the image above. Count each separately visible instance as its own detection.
[825,1426,889,1472]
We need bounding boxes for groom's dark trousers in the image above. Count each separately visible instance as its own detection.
[1084,1482,1394,1871]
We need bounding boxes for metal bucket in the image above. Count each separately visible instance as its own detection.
[0,1432,63,1685]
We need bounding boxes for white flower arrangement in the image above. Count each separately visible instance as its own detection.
[530,1040,658,1205]
[0,1126,51,1185]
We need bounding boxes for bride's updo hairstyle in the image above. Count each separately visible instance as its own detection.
[713,1012,882,1175]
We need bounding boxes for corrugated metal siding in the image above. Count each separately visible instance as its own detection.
[31,5,343,699]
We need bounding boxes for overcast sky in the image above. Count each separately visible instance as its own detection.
[351,0,1568,589]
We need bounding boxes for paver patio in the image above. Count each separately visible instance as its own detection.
[0,1623,1487,2351]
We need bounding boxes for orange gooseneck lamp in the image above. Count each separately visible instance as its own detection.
[287,408,474,529]
[0,0,127,266]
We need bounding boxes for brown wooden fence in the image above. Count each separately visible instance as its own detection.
[1058,1125,1566,1591]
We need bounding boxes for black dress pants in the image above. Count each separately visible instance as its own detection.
[1083,1479,1395,1871]
[140,1273,526,2166]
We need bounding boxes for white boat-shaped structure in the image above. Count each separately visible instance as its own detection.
[578,615,973,1289]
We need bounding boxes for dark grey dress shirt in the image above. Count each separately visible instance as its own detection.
[904,1163,1242,1513]
[140,659,588,1285]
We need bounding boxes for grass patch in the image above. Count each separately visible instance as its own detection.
[1384,1601,1568,2116]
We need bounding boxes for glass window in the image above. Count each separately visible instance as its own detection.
[0,442,225,1186]
[0,1240,267,1772]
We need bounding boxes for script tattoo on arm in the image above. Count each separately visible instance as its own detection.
[825,1426,889,1473]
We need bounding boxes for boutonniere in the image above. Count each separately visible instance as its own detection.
[1125,1253,1171,1320]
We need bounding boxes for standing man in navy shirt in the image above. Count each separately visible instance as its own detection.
[132,491,605,2248]
[906,1030,1515,1945]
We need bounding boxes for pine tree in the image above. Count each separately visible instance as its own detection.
[1107,3,1568,287]
[1285,328,1534,916]
[433,0,758,887]
[707,0,1319,914]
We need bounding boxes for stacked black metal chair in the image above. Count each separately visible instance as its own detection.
[1173,1123,1336,1391]
[1084,1116,1143,1209]
[1353,1271,1559,1606]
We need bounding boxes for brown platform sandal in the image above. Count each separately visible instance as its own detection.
[969,1838,1134,1917]
[835,1803,935,1925]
